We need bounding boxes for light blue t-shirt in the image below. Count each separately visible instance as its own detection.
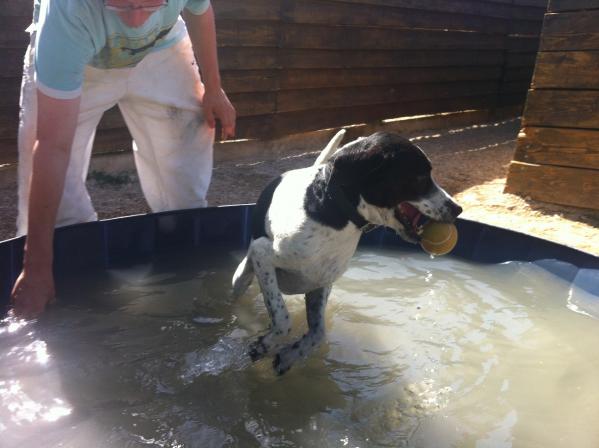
[33,0,211,99]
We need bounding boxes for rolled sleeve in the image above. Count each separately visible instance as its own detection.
[34,1,94,98]
[184,0,211,15]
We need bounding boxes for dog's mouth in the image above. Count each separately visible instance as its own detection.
[394,202,427,241]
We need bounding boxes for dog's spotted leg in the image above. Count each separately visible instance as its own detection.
[231,255,254,299]
[247,237,292,361]
[273,286,331,375]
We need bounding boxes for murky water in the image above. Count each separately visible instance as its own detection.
[1,248,599,448]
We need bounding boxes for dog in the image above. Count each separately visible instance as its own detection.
[232,130,462,375]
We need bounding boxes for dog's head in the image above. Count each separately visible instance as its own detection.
[329,132,462,243]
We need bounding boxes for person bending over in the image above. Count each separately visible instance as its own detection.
[11,0,236,318]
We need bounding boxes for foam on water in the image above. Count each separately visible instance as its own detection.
[1,248,599,447]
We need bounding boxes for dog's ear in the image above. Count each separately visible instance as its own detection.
[329,137,388,186]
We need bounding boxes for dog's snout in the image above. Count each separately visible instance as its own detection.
[447,201,462,218]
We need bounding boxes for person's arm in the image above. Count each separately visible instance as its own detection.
[10,92,80,319]
[182,4,236,140]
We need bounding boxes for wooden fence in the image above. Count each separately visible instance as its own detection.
[505,0,599,210]
[0,0,547,163]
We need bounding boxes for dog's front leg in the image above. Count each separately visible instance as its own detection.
[273,286,331,375]
[247,237,292,361]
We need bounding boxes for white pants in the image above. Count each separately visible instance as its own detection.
[17,35,214,237]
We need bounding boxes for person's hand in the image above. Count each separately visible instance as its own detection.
[202,87,236,140]
[10,266,55,319]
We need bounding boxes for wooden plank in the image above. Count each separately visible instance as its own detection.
[533,51,599,89]
[514,127,599,169]
[275,81,497,113]
[3,4,34,17]
[506,52,538,67]
[509,18,543,35]
[93,128,133,154]
[496,92,528,106]
[96,107,127,131]
[544,10,599,34]
[505,66,535,81]
[499,80,532,93]
[0,49,26,78]
[221,70,279,93]
[278,49,505,69]
[0,78,21,107]
[325,0,545,20]
[505,161,599,210]
[218,47,279,70]
[541,10,599,50]
[541,32,599,51]
[213,0,280,21]
[550,0,599,11]
[507,36,540,52]
[0,107,19,139]
[216,20,279,47]
[282,0,511,34]
[219,47,506,71]
[227,91,277,116]
[0,16,30,48]
[0,138,17,164]
[523,89,599,128]
[513,0,547,7]
[277,66,502,90]
[280,23,506,50]
[216,0,541,34]
[235,94,498,139]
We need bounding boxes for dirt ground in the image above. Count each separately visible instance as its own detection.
[1,117,598,255]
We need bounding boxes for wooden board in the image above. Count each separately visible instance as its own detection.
[505,66,535,81]
[506,161,599,210]
[506,52,538,67]
[523,89,599,128]
[0,49,26,78]
[235,94,499,139]
[0,78,21,107]
[216,21,279,48]
[275,81,498,113]
[541,10,599,50]
[281,0,513,34]
[508,36,541,52]
[514,127,599,169]
[549,0,599,11]
[279,23,506,50]
[277,49,505,69]
[276,66,502,90]
[317,0,545,20]
[533,51,599,89]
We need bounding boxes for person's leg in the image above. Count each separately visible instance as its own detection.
[17,43,126,236]
[118,36,214,212]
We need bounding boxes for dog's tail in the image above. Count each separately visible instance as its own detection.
[231,254,254,299]
[313,129,346,166]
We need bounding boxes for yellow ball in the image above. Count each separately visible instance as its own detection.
[419,221,458,256]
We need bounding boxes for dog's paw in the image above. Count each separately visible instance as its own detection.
[272,345,300,375]
[273,352,292,376]
[248,336,269,362]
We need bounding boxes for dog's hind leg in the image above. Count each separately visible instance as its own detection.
[247,237,292,361]
[231,254,254,299]
[273,285,331,375]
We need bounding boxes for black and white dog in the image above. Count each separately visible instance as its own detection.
[232,130,462,375]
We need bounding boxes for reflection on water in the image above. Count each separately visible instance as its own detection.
[1,248,599,447]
